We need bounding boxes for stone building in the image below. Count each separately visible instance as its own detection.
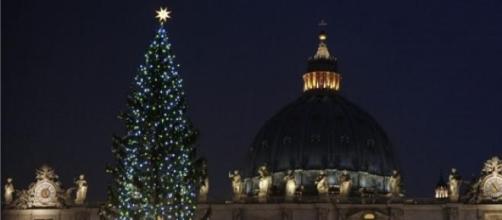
[2,30,502,220]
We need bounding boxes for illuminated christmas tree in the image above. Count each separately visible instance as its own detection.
[102,7,197,220]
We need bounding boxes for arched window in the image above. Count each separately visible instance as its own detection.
[366,139,375,147]
[340,135,350,144]
[261,140,268,148]
[283,136,292,145]
[362,212,376,220]
[310,134,321,143]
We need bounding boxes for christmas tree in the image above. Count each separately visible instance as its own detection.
[102,7,197,220]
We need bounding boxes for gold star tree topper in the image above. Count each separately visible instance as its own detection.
[155,7,171,23]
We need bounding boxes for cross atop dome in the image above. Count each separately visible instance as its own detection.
[314,20,330,59]
[318,20,328,41]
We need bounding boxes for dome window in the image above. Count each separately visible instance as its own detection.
[340,135,350,144]
[310,134,321,143]
[261,140,268,148]
[367,139,376,147]
[283,136,292,145]
[435,185,448,199]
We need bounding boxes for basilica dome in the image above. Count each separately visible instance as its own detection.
[243,30,398,195]
[248,90,397,176]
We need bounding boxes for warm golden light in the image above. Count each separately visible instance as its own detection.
[319,34,327,41]
[435,186,448,199]
[363,212,376,220]
[303,71,341,92]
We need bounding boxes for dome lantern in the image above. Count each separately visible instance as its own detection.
[435,172,448,199]
[303,23,342,92]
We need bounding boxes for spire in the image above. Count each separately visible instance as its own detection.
[436,172,447,187]
[306,21,338,72]
[303,21,341,92]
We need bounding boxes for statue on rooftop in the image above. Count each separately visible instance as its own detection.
[448,168,461,202]
[339,170,352,197]
[315,171,329,196]
[197,159,209,202]
[4,178,14,205]
[283,170,297,201]
[257,165,272,202]
[74,174,88,205]
[229,170,243,201]
[387,170,403,198]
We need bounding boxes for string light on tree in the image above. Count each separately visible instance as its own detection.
[102,6,197,220]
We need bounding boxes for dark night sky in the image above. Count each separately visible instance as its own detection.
[2,0,502,202]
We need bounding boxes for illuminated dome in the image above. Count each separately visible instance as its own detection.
[244,30,398,195]
[249,90,396,175]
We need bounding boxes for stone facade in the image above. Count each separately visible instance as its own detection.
[2,203,502,220]
[2,207,99,220]
[3,157,502,220]
[197,203,502,220]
